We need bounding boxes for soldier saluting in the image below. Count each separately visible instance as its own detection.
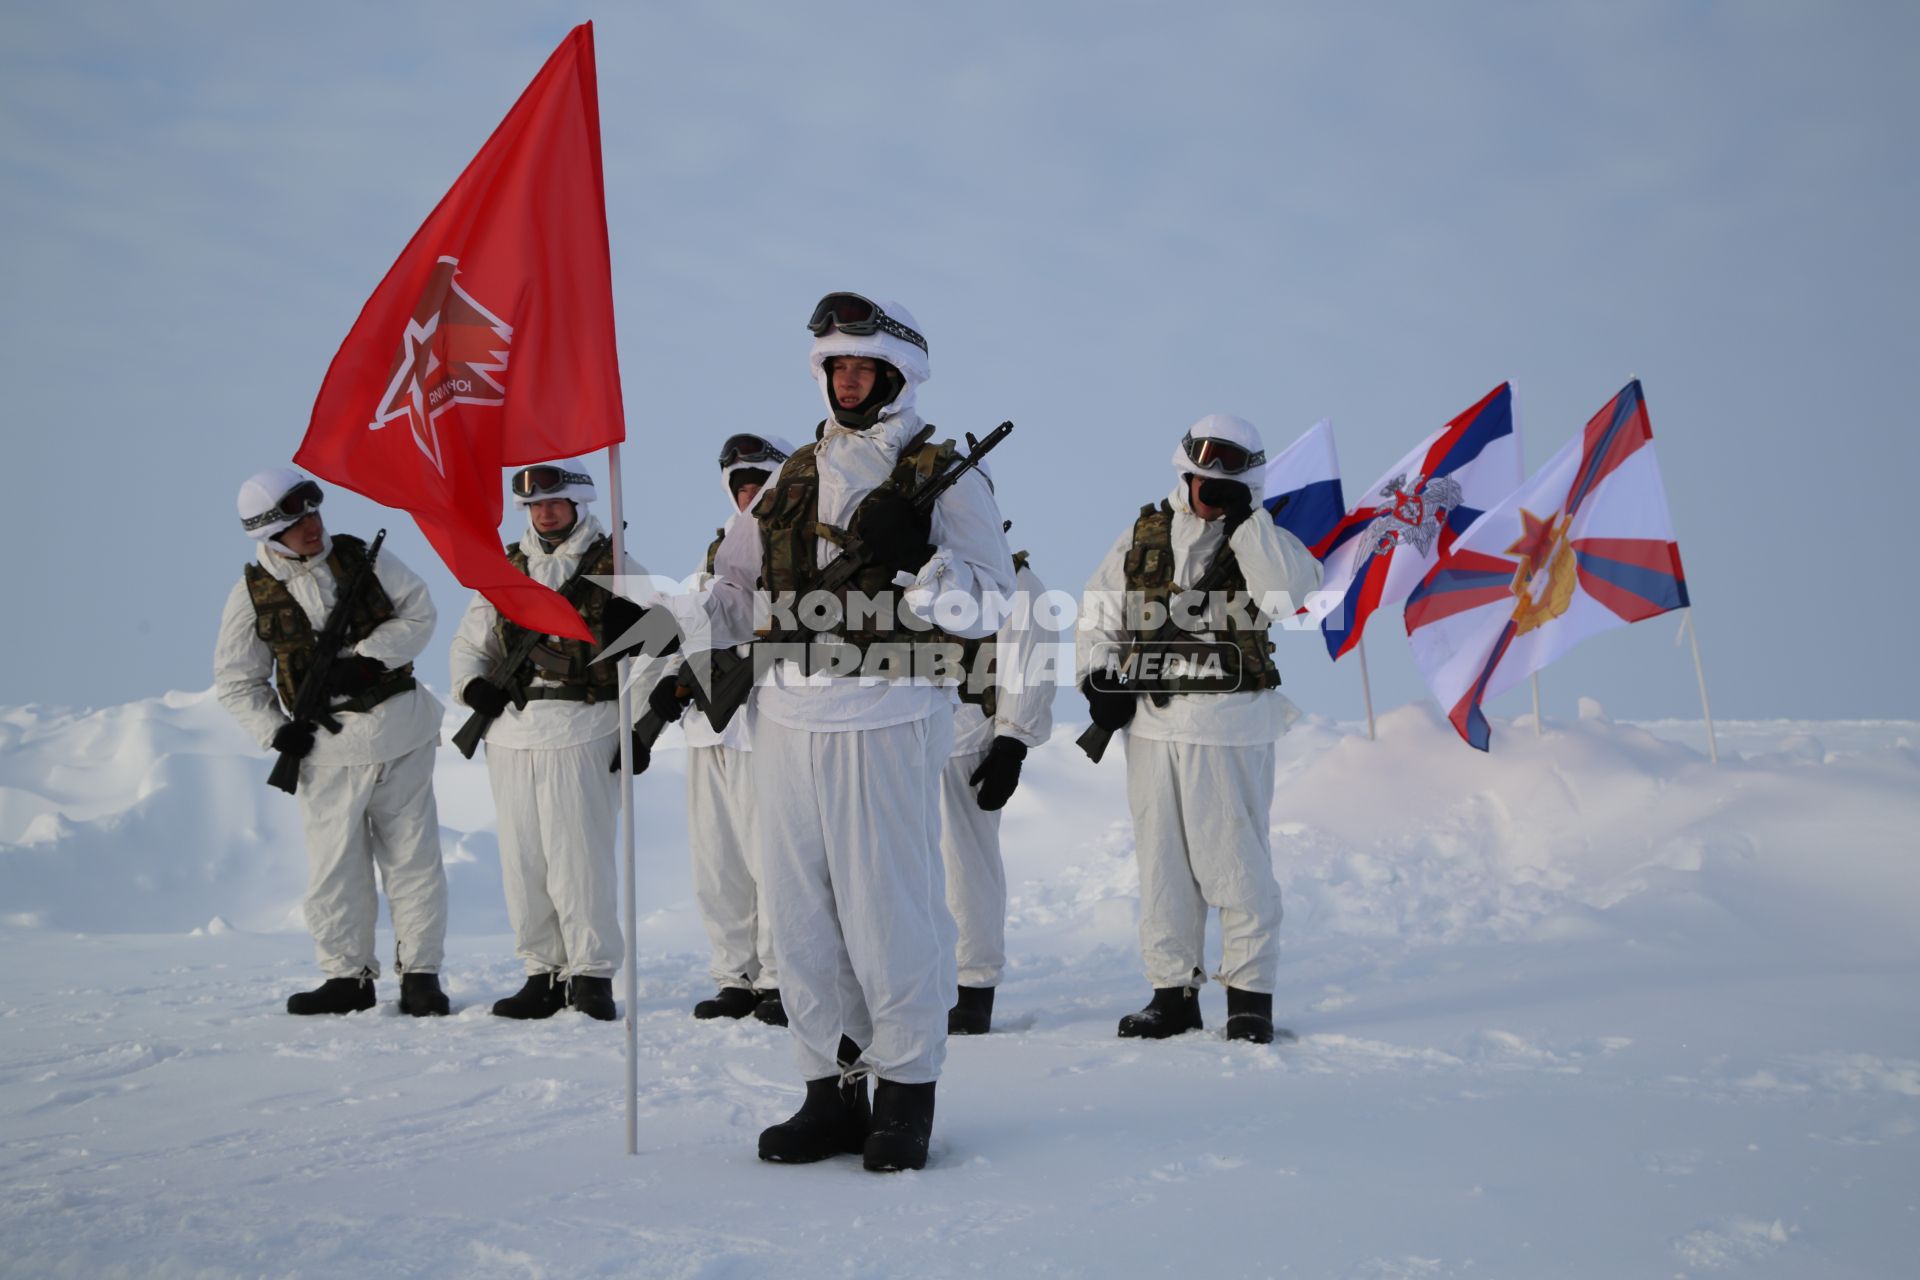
[214,467,451,1017]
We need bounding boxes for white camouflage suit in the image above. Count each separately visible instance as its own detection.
[942,557,1056,988]
[214,532,448,979]
[669,447,794,996]
[668,303,1015,1085]
[450,509,627,980]
[1076,414,1323,996]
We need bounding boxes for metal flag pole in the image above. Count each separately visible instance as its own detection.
[1356,636,1378,741]
[1678,608,1719,763]
[1531,672,1543,737]
[606,443,639,1155]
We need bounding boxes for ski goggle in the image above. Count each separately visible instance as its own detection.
[1179,432,1265,475]
[510,465,592,498]
[805,292,928,353]
[242,480,324,532]
[717,434,791,470]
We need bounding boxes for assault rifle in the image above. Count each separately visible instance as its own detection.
[686,420,1015,735]
[450,548,608,760]
[1075,496,1286,764]
[268,529,387,795]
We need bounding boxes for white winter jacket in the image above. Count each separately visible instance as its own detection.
[213,534,444,766]
[673,507,753,753]
[951,560,1058,757]
[1077,479,1323,748]
[670,409,1016,734]
[449,513,629,751]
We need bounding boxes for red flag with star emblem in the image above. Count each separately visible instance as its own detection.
[296,23,622,641]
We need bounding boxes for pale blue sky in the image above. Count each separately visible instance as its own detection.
[2,2,1914,721]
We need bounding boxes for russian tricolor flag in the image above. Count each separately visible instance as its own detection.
[1406,380,1689,750]
[1262,419,1345,551]
[1309,383,1523,661]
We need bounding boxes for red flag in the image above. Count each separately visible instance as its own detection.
[296,23,623,641]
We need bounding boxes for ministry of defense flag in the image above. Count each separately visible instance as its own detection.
[1262,419,1345,551]
[1309,383,1522,660]
[1405,380,1689,750]
[296,23,622,642]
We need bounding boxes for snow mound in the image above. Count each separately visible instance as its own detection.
[4,691,1917,974]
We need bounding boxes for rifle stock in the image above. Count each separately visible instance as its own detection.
[1075,721,1114,765]
[267,529,387,796]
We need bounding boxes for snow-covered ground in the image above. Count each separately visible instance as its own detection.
[2,690,1916,1278]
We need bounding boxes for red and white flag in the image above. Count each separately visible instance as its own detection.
[1405,380,1690,749]
[296,23,624,641]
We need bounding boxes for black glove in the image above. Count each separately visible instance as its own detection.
[324,655,386,697]
[462,678,510,718]
[1082,676,1137,733]
[610,727,652,775]
[852,488,935,575]
[1196,477,1254,524]
[271,720,316,760]
[647,673,692,724]
[602,596,647,645]
[969,735,1028,812]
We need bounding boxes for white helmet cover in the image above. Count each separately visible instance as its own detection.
[1170,413,1269,504]
[237,466,319,541]
[808,296,930,422]
[511,457,597,509]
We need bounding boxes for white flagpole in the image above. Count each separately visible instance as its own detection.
[606,443,639,1155]
[1356,636,1377,741]
[1683,608,1718,763]
[1530,672,1543,737]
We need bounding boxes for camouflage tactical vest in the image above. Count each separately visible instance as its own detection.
[703,526,726,578]
[1121,501,1281,696]
[756,425,972,672]
[243,533,417,717]
[496,535,620,702]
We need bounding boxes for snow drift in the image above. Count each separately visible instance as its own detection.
[2,689,1916,1277]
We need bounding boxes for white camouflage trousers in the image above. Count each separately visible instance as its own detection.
[939,747,1007,988]
[296,739,447,978]
[487,737,623,978]
[1124,736,1282,993]
[753,708,957,1084]
[686,744,777,991]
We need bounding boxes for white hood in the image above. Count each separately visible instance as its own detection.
[808,296,930,422]
[721,433,796,508]
[1169,413,1268,506]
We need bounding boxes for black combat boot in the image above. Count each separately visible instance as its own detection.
[398,972,450,1017]
[1225,988,1281,1044]
[286,974,376,1016]
[863,1079,937,1172]
[752,988,788,1026]
[948,985,995,1035]
[568,975,617,1022]
[759,1036,870,1163]
[491,972,566,1020]
[693,986,758,1020]
[1117,986,1203,1039]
